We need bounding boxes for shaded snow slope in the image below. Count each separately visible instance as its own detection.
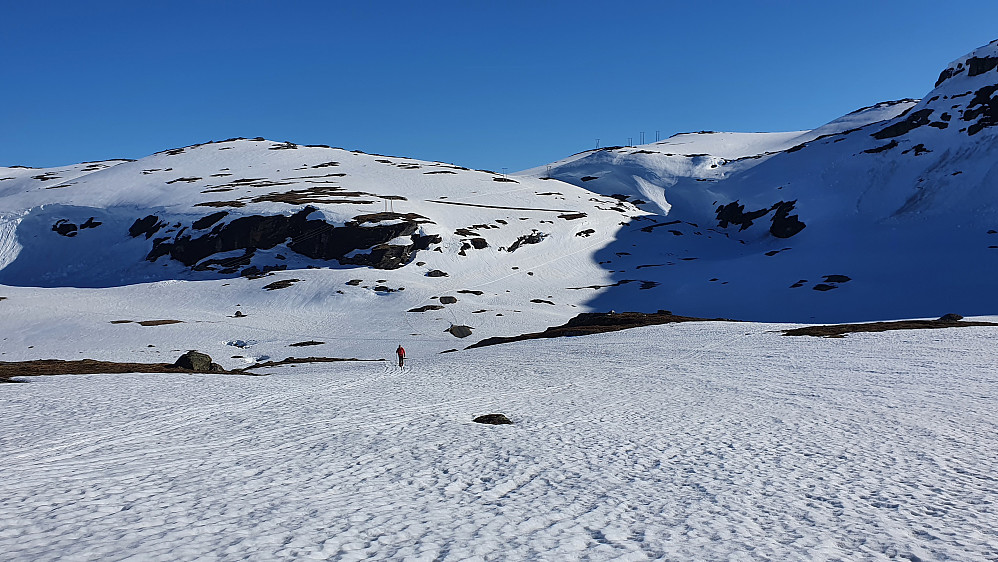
[523,40,998,322]
[2,321,997,560]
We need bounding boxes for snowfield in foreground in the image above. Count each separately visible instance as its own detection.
[3,320,997,561]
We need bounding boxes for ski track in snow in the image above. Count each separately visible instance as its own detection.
[2,322,997,561]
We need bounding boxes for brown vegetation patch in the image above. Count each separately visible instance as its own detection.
[251,186,377,205]
[468,311,732,348]
[408,304,445,312]
[195,200,247,208]
[110,319,184,326]
[350,212,429,225]
[0,355,384,381]
[782,315,998,338]
[427,200,578,213]
[240,356,381,372]
[0,359,242,380]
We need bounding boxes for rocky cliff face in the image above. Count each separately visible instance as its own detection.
[130,206,440,274]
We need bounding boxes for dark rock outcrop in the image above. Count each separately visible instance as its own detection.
[52,220,78,237]
[716,202,770,230]
[505,231,546,252]
[871,108,933,139]
[192,211,228,229]
[716,200,805,238]
[964,84,998,135]
[136,206,435,272]
[128,215,166,239]
[967,55,998,77]
[769,201,806,238]
[864,140,899,154]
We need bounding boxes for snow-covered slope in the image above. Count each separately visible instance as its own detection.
[526,41,998,323]
[0,141,646,364]
[2,41,998,368]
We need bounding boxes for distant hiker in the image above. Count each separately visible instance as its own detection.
[396,345,406,369]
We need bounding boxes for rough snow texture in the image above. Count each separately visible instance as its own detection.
[2,322,997,560]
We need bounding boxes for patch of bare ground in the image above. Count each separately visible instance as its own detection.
[782,314,998,338]
[110,319,184,326]
[467,311,734,349]
[427,200,579,213]
[0,356,384,381]
[262,279,300,291]
[0,360,248,381]
[239,357,383,372]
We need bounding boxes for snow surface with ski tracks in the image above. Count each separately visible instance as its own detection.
[3,320,997,560]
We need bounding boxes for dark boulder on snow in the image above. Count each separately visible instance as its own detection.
[473,413,513,425]
[937,313,964,322]
[447,324,473,338]
[426,269,449,277]
[173,350,222,372]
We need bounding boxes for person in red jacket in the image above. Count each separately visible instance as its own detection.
[396,344,405,369]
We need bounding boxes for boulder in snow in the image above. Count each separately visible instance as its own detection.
[473,413,512,425]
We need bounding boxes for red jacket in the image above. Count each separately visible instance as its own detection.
[396,346,405,357]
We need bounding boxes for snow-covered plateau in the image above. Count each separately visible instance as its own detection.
[4,322,998,560]
[2,40,998,561]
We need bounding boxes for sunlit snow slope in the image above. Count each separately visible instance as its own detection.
[0,142,644,364]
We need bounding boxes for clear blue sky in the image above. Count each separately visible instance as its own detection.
[3,0,997,171]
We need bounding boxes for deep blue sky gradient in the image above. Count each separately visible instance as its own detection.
[3,0,997,171]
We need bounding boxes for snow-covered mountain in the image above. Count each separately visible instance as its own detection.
[2,41,998,366]
[0,140,649,364]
